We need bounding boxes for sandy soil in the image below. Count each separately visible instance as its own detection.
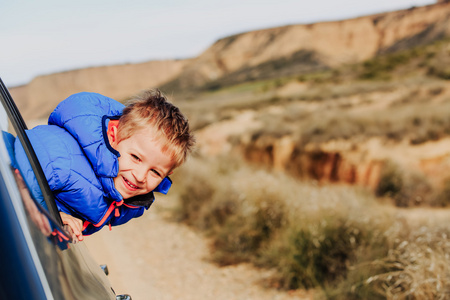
[84,200,313,300]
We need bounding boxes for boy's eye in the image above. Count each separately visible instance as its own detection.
[131,154,140,161]
[151,169,161,177]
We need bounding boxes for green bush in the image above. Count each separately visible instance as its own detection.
[211,199,285,265]
[427,65,450,80]
[433,177,450,207]
[375,161,403,200]
[375,161,435,207]
[359,52,412,80]
[173,160,216,227]
[276,219,367,289]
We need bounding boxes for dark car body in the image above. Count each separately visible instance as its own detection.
[0,78,127,299]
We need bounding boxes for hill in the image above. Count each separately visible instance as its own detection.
[10,60,189,121]
[10,1,450,120]
[162,1,450,92]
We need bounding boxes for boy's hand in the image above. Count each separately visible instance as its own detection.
[60,212,84,242]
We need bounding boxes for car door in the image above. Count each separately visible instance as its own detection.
[0,77,118,300]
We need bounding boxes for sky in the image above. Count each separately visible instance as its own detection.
[0,0,437,87]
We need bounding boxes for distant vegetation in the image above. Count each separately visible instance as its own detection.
[202,49,328,91]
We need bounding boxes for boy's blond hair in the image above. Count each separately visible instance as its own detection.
[118,89,194,168]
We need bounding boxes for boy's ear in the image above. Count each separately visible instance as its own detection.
[107,123,119,147]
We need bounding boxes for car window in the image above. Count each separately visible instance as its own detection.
[0,80,68,242]
[0,84,72,299]
[0,79,116,299]
[1,122,70,245]
[0,80,62,223]
[1,77,122,300]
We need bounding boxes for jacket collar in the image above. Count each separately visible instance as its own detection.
[124,192,155,209]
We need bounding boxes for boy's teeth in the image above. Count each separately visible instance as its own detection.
[125,178,138,189]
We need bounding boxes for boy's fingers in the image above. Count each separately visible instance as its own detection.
[63,224,77,243]
[68,224,83,242]
[61,214,84,242]
[69,220,83,240]
[70,218,82,233]
[72,220,84,241]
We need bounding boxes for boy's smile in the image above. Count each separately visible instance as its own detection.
[108,126,174,199]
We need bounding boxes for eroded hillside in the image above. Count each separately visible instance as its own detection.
[10,1,450,121]
[178,36,450,207]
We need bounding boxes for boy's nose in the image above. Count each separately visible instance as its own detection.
[134,168,147,183]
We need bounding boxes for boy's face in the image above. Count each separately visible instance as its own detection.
[109,127,174,199]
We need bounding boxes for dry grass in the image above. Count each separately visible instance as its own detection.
[366,232,449,299]
[170,156,450,298]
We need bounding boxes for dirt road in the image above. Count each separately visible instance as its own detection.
[84,201,312,300]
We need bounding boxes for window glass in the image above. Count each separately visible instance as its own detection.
[0,91,71,290]
[0,85,115,299]
[0,103,60,237]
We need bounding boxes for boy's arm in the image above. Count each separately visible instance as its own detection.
[60,212,84,242]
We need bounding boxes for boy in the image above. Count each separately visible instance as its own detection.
[14,89,194,242]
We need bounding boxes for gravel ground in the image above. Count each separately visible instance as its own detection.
[84,201,313,300]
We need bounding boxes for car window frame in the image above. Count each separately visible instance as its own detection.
[0,77,122,300]
[0,77,64,229]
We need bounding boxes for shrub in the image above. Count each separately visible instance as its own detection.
[211,198,286,265]
[172,158,217,227]
[375,161,434,207]
[433,177,450,207]
[274,219,369,289]
[428,65,450,80]
[375,161,404,202]
[171,157,450,298]
[209,169,288,265]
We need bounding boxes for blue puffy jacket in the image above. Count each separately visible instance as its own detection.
[14,92,171,235]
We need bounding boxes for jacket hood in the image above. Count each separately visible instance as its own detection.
[48,92,124,201]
